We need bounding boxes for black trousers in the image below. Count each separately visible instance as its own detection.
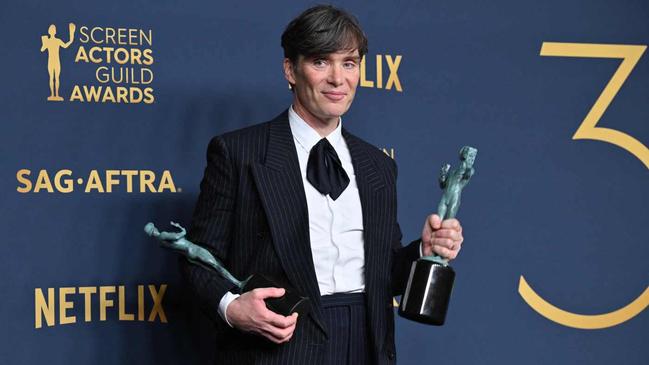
[320,293,372,365]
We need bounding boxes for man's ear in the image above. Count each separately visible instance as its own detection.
[283,58,296,87]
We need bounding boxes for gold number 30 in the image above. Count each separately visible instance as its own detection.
[518,42,649,329]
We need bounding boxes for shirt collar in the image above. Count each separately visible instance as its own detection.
[288,105,343,153]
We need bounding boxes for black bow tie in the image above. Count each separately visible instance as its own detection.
[307,138,350,200]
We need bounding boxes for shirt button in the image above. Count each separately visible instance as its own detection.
[387,350,395,360]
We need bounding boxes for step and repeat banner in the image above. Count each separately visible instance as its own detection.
[1,0,647,364]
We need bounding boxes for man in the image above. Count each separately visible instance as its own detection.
[184,5,464,364]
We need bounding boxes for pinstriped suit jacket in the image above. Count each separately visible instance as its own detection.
[183,110,420,365]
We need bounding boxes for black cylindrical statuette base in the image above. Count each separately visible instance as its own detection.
[242,274,311,317]
[398,259,455,325]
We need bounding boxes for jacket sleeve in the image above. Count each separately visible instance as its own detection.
[181,136,238,331]
[387,157,422,296]
[390,228,421,296]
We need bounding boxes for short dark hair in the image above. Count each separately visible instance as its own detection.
[281,5,368,64]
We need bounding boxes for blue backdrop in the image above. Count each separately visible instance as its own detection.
[1,1,647,364]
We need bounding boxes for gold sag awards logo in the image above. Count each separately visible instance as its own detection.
[40,23,154,104]
[16,169,179,193]
[40,23,75,101]
[518,42,649,329]
[35,284,168,328]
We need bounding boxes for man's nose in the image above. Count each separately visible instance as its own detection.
[327,64,344,86]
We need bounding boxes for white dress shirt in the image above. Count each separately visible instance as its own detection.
[217,106,366,325]
[288,106,366,295]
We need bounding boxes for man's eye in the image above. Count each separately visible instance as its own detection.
[313,59,327,67]
[343,62,357,69]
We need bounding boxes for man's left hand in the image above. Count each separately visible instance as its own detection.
[421,214,463,259]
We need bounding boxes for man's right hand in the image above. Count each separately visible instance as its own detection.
[226,287,298,344]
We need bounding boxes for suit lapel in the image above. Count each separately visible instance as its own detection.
[343,130,386,195]
[343,130,387,299]
[250,112,326,334]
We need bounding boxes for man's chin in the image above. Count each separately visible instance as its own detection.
[322,105,351,118]
[322,112,346,121]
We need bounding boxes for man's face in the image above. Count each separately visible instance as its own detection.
[284,49,361,126]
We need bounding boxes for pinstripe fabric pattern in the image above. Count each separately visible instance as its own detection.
[320,293,371,365]
[182,111,422,364]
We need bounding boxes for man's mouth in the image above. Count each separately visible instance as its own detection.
[322,91,346,101]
